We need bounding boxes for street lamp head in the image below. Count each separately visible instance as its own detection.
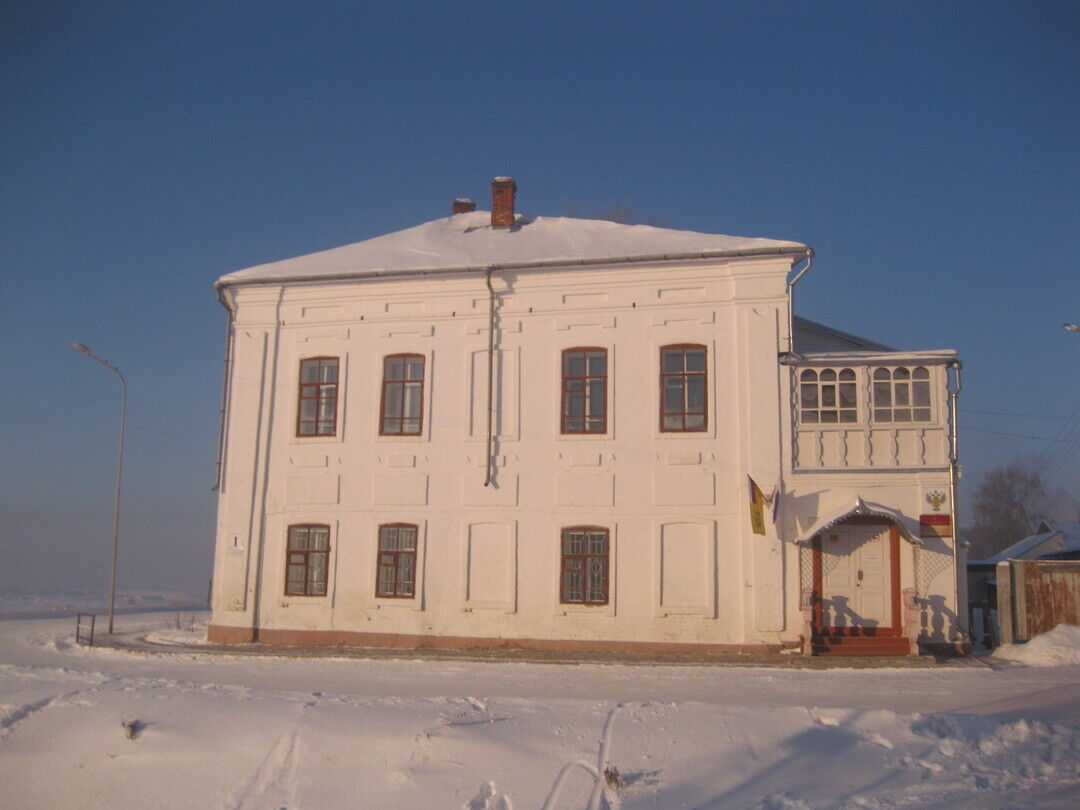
[1065,323,1080,333]
[71,342,93,356]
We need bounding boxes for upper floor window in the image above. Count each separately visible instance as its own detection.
[800,368,857,423]
[380,354,425,436]
[873,366,930,422]
[560,526,609,606]
[660,345,707,432]
[297,357,339,436]
[284,524,330,596]
[562,348,607,434]
[375,523,417,598]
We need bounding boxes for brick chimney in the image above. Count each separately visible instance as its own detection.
[452,198,476,214]
[490,177,517,227]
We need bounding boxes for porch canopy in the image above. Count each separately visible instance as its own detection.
[794,497,922,546]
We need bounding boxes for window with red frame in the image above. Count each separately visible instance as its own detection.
[380,354,424,435]
[660,345,707,431]
[375,523,417,598]
[561,348,607,433]
[284,524,330,596]
[560,526,609,605]
[296,357,339,436]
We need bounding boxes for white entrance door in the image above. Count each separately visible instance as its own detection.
[821,525,892,629]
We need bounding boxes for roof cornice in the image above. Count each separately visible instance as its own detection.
[782,349,958,365]
[214,244,810,291]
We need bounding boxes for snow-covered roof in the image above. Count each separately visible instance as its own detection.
[794,497,921,545]
[792,317,895,353]
[977,521,1080,564]
[788,349,958,365]
[217,211,806,286]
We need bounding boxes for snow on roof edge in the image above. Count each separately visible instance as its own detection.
[783,349,958,363]
[215,244,809,289]
[216,211,808,288]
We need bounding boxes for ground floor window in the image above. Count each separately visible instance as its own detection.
[376,523,417,598]
[560,526,609,605]
[285,524,330,596]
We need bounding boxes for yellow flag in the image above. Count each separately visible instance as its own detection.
[748,476,766,536]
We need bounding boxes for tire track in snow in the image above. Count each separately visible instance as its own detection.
[231,726,301,810]
[229,697,315,810]
[1,689,82,737]
[541,703,625,810]
[653,702,678,784]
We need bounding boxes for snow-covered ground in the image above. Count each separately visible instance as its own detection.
[1,615,1077,809]
[992,624,1080,667]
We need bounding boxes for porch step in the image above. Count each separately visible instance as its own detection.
[812,635,912,656]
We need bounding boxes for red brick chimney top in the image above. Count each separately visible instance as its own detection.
[490,177,517,227]
[452,198,476,215]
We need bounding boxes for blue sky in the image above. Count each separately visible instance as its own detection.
[2,1,1077,597]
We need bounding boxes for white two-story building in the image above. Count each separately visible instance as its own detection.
[208,178,964,656]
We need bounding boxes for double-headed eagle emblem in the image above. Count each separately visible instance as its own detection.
[925,490,947,512]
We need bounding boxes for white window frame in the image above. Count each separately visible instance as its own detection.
[872,366,933,424]
[797,367,859,425]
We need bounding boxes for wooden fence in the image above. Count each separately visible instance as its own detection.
[996,560,1080,644]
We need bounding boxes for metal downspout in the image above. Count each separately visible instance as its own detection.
[212,290,235,492]
[484,267,496,486]
[783,249,812,648]
[946,359,965,639]
[775,329,791,641]
[785,249,814,353]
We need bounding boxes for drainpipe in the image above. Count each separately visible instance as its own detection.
[785,248,814,354]
[946,359,965,640]
[775,331,791,641]
[781,248,812,647]
[484,267,497,486]
[212,289,236,491]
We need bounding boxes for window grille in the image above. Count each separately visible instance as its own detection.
[560,526,609,605]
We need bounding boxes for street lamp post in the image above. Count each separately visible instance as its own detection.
[71,343,126,634]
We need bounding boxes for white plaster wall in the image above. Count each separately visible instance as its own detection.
[210,255,956,647]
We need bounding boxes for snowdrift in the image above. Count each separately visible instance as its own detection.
[993,624,1080,667]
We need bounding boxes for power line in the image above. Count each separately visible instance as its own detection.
[962,426,1080,444]
[966,408,1079,420]
[1035,401,1080,473]
[1041,408,1080,478]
